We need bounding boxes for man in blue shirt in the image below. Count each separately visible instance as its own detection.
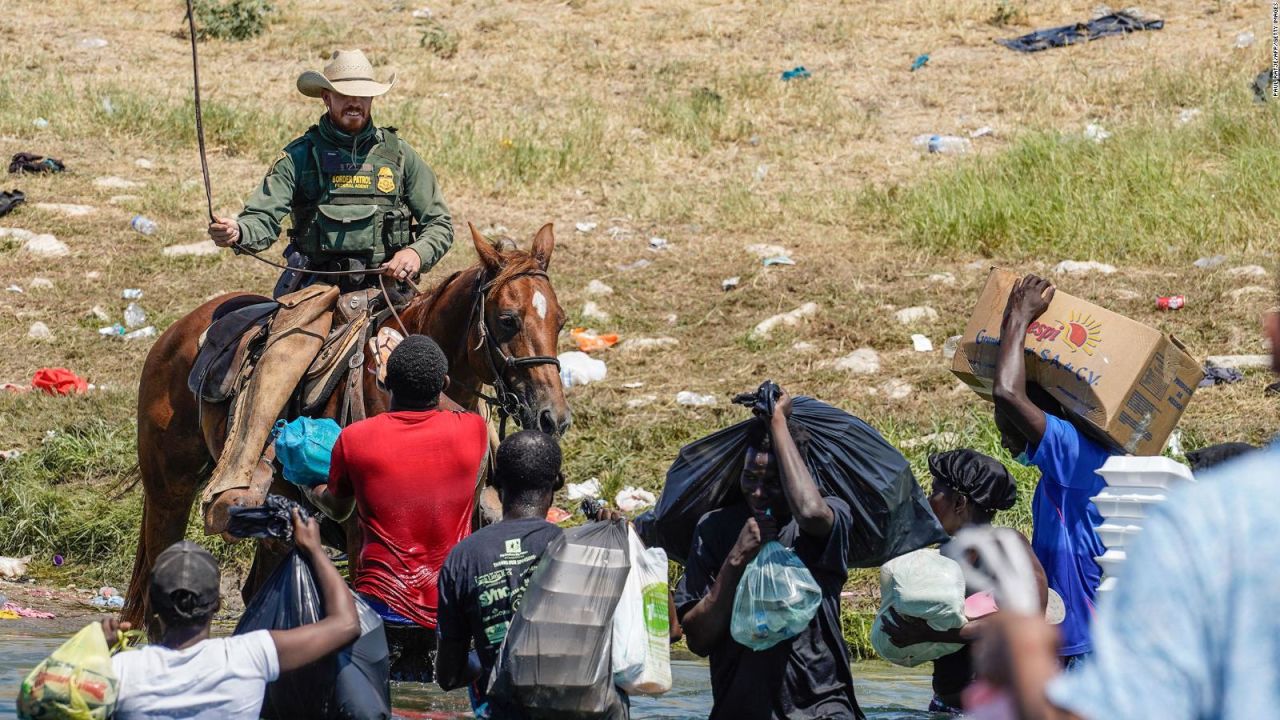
[992,274,1115,661]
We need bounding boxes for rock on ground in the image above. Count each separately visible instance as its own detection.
[895,306,938,325]
[27,322,52,340]
[33,203,96,217]
[582,301,610,322]
[585,279,613,296]
[1053,260,1116,275]
[162,241,220,257]
[93,176,143,189]
[751,302,819,339]
[622,337,678,353]
[21,235,69,258]
[834,348,880,374]
[1226,265,1268,278]
[880,379,914,400]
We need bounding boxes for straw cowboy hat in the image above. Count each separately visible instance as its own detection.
[297,49,396,98]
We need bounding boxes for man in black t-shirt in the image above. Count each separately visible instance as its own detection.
[676,388,864,720]
[436,430,566,718]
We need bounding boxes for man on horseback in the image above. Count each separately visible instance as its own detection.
[201,48,454,531]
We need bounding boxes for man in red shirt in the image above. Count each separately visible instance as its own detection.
[306,334,489,681]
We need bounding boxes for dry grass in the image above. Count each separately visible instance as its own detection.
[2,0,1279,651]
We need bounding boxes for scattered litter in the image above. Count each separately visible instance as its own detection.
[895,306,938,325]
[911,134,934,148]
[27,322,51,340]
[899,432,961,450]
[943,335,962,360]
[910,54,929,71]
[94,176,143,190]
[581,301,610,323]
[21,234,68,258]
[1205,354,1272,370]
[753,164,769,182]
[3,602,55,619]
[78,37,109,49]
[626,394,657,409]
[124,302,147,328]
[1165,428,1184,457]
[28,278,53,290]
[621,381,645,389]
[1235,31,1255,48]
[89,586,124,610]
[751,302,819,339]
[926,135,971,154]
[108,195,140,205]
[1113,288,1142,301]
[122,288,144,299]
[607,226,630,238]
[1199,366,1244,388]
[9,153,65,174]
[0,556,32,579]
[997,11,1164,53]
[162,240,220,257]
[5,285,22,293]
[745,243,788,258]
[570,327,619,353]
[130,215,158,236]
[621,337,678,353]
[85,271,101,280]
[123,326,156,340]
[911,334,934,352]
[1193,254,1228,269]
[545,507,572,524]
[780,66,811,81]
[33,203,94,217]
[575,221,597,233]
[585,279,613,296]
[1083,123,1112,143]
[1155,295,1185,311]
[763,255,796,267]
[664,313,678,325]
[101,97,115,116]
[89,306,110,322]
[1229,286,1269,301]
[618,259,651,271]
[98,325,126,337]
[615,487,657,513]
[648,237,669,251]
[32,368,87,395]
[52,555,63,567]
[676,391,716,407]
[411,6,433,19]
[559,351,607,388]
[834,348,880,374]
[722,276,740,291]
[567,478,602,501]
[969,126,994,138]
[1227,265,1268,278]
[134,158,154,170]
[927,272,956,285]
[792,341,816,352]
[1177,108,1202,125]
[0,190,26,217]
[880,379,914,401]
[0,449,22,461]
[32,118,49,129]
[1053,260,1116,274]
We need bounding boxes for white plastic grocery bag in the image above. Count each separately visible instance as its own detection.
[611,526,673,695]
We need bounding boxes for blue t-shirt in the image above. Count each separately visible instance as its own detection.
[1048,444,1277,719]
[1029,413,1113,656]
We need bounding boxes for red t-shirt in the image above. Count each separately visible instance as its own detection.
[327,409,488,629]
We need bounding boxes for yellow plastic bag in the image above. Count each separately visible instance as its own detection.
[17,623,118,720]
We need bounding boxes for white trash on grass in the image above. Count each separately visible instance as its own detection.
[676,391,716,407]
[751,302,818,339]
[575,221,598,233]
[94,176,143,189]
[1227,265,1268,278]
[623,337,679,353]
[880,379,914,400]
[567,478,602,501]
[28,278,54,290]
[585,279,613,296]
[27,322,52,340]
[744,243,787,258]
[1083,124,1111,143]
[626,394,658,409]
[911,334,934,352]
[0,555,33,579]
[1193,254,1228,269]
[163,241,221,257]
[616,487,657,513]
[582,301,610,322]
[559,351,607,388]
[1053,260,1116,275]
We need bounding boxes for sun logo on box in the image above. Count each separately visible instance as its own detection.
[1058,312,1102,355]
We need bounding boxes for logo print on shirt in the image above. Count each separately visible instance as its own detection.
[376,166,395,193]
[504,538,522,555]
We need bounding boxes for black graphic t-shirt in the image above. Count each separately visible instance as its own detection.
[437,517,564,692]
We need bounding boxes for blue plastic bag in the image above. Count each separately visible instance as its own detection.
[274,417,342,487]
[730,541,823,651]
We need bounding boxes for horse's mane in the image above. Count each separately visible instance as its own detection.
[400,246,546,330]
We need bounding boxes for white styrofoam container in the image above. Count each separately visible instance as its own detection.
[1097,576,1119,595]
[1096,455,1195,490]
[1096,522,1143,549]
[1091,492,1164,519]
[1095,549,1127,578]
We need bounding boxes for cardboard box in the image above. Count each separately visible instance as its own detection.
[951,269,1204,456]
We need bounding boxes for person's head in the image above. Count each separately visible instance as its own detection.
[149,541,221,638]
[740,419,812,519]
[493,430,564,512]
[927,449,1018,535]
[994,382,1064,461]
[296,49,394,134]
[385,335,449,409]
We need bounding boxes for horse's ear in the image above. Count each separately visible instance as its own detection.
[530,223,555,271]
[469,222,502,273]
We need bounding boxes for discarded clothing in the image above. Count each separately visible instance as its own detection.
[998,12,1163,53]
[9,152,65,174]
[31,368,88,396]
[3,602,56,619]
[0,190,25,218]
[1199,366,1244,388]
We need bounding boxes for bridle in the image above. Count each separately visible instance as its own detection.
[466,269,561,437]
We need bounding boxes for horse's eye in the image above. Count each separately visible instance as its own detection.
[498,313,521,332]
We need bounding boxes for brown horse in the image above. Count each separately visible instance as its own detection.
[123,223,570,625]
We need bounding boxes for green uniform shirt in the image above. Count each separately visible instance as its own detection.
[236,114,453,271]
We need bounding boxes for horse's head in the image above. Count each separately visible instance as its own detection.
[467,222,571,436]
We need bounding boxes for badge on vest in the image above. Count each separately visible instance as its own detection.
[376,166,396,194]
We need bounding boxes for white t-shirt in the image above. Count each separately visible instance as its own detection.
[111,630,280,720]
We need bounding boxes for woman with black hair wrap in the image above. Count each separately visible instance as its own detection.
[882,449,1048,715]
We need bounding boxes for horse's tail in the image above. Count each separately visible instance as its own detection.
[121,496,151,627]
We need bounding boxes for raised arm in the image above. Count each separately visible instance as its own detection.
[993,274,1055,448]
[770,390,833,538]
[270,509,362,672]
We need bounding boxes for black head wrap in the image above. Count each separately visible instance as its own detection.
[928,449,1017,513]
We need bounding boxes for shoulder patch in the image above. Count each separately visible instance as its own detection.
[267,150,288,174]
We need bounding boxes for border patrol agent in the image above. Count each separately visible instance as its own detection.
[201,49,454,525]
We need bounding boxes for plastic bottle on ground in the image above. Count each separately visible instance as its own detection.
[123,326,156,340]
[130,215,157,236]
[124,303,146,328]
[927,135,971,154]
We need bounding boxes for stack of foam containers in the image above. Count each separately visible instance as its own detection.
[1091,456,1195,596]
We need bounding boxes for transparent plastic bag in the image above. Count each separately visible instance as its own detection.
[18,622,119,720]
[611,527,672,695]
[730,541,823,651]
[869,549,967,667]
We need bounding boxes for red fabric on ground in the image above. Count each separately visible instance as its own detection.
[328,409,488,629]
[32,368,87,395]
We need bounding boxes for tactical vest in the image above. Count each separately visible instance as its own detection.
[288,126,414,263]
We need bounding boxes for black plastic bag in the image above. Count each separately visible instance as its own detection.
[227,494,309,541]
[489,519,631,719]
[234,550,392,720]
[637,384,947,567]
